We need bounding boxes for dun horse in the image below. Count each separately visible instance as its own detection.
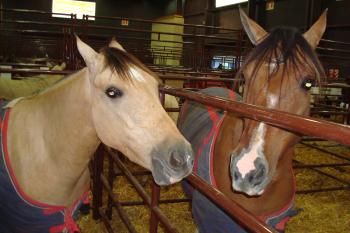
[178,9,326,233]
[0,37,193,232]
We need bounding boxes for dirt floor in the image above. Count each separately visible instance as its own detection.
[78,141,350,233]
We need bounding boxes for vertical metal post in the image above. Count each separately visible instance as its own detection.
[160,90,165,107]
[176,0,183,15]
[62,27,67,65]
[304,0,311,31]
[248,0,258,20]
[235,30,243,70]
[92,144,105,219]
[0,1,3,23]
[344,103,350,125]
[106,153,114,219]
[67,13,76,70]
[149,181,161,233]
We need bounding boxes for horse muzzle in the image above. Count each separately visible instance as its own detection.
[151,144,194,186]
[230,154,270,196]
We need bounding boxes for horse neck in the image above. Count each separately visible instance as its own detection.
[9,68,100,193]
[38,69,99,163]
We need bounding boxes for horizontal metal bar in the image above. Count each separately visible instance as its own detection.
[86,13,241,32]
[297,186,350,194]
[164,107,180,112]
[293,162,350,169]
[0,7,75,17]
[310,111,350,116]
[113,169,151,177]
[0,68,72,75]
[293,160,350,186]
[186,174,277,233]
[117,198,191,207]
[160,87,350,146]
[301,136,327,141]
[299,142,350,162]
[160,75,236,81]
[317,46,350,54]
[321,38,350,46]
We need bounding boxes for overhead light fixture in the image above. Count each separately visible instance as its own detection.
[216,0,248,8]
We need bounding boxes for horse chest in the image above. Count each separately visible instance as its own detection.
[179,88,240,191]
[0,102,85,233]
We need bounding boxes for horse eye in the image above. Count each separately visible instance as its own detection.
[300,77,315,91]
[105,87,123,98]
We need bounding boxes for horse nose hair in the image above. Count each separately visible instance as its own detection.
[233,169,240,181]
[247,162,266,187]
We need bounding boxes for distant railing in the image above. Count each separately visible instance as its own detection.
[0,8,247,72]
[92,85,350,233]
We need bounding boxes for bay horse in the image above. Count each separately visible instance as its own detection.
[178,9,327,233]
[0,37,193,232]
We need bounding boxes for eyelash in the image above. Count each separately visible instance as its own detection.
[105,87,123,98]
[300,77,315,91]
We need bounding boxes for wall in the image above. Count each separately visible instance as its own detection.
[184,0,247,30]
[0,0,179,63]
[216,8,242,30]
[319,0,350,41]
[182,0,350,77]
[151,15,184,66]
[258,0,309,30]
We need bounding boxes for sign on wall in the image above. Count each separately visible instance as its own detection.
[266,0,275,11]
[121,19,129,26]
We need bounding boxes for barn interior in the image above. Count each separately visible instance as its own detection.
[0,0,349,233]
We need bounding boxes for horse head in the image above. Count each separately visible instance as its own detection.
[230,9,327,196]
[76,37,194,185]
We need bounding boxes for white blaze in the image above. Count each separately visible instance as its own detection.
[129,67,145,82]
[267,94,278,108]
[236,123,266,178]
[266,62,277,75]
[235,94,277,178]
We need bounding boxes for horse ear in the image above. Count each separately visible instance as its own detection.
[109,37,126,52]
[75,35,99,73]
[303,9,327,49]
[239,8,268,45]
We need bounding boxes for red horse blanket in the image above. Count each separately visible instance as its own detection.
[0,101,88,233]
[178,87,297,233]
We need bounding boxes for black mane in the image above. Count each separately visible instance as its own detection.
[100,47,159,83]
[238,26,325,87]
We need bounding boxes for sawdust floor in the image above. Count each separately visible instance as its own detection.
[78,141,350,233]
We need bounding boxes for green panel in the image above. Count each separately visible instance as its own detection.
[151,15,184,66]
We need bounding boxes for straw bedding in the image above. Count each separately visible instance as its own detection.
[78,141,350,233]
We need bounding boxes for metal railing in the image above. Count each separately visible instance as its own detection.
[91,85,350,233]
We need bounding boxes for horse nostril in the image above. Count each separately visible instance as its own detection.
[233,170,240,181]
[249,164,266,187]
[255,165,265,180]
[169,151,185,168]
[189,156,194,166]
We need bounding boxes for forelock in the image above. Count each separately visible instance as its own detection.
[100,47,160,83]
